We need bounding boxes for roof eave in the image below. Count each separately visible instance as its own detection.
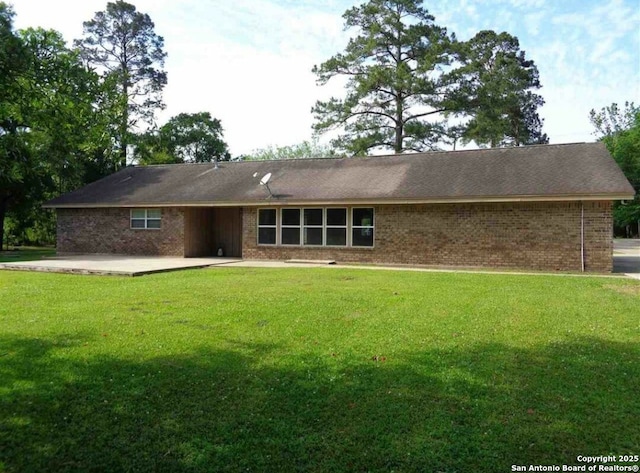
[42,192,636,209]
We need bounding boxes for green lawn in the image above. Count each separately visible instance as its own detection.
[0,247,55,263]
[0,267,638,472]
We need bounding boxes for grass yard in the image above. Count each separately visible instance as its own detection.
[0,267,638,472]
[0,247,55,263]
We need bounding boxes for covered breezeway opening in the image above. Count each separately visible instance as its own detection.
[184,207,243,258]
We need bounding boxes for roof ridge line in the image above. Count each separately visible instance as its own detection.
[133,141,597,167]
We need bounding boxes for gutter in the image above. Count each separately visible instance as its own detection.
[581,201,585,272]
[42,193,636,209]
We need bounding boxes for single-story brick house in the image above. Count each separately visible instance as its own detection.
[44,142,634,272]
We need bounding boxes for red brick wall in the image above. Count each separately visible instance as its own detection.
[242,201,613,272]
[55,201,613,272]
[583,201,613,272]
[56,208,185,256]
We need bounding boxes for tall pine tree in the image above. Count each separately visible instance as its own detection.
[312,0,460,155]
[455,30,547,147]
[75,1,167,168]
[313,0,547,154]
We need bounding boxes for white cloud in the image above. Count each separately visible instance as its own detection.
[506,0,547,8]
[516,0,640,142]
[161,41,336,155]
[154,0,350,154]
[523,11,545,36]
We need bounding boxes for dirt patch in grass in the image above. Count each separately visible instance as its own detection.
[603,284,640,296]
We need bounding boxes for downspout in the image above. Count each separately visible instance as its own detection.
[580,201,585,272]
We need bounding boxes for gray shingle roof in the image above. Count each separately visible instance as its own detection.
[44,142,635,208]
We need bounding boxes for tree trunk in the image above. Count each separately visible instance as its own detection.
[119,127,127,168]
[119,98,128,169]
[395,101,403,154]
[120,70,129,169]
[0,197,8,251]
[395,39,403,154]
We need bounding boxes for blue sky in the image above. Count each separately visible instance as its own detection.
[10,0,640,155]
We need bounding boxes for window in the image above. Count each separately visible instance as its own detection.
[325,208,347,246]
[281,208,301,245]
[303,209,323,245]
[352,208,374,247]
[130,209,161,229]
[256,207,375,248]
[258,209,277,245]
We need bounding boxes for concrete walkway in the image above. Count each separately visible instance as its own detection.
[0,255,240,276]
[613,239,640,280]
[1,241,639,279]
[226,260,632,278]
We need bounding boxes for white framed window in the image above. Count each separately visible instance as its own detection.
[257,207,375,248]
[281,208,301,245]
[130,209,161,229]
[303,208,324,246]
[325,208,347,246]
[352,208,374,247]
[257,208,277,245]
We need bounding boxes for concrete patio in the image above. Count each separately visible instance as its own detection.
[0,254,240,276]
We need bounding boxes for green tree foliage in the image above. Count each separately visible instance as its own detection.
[312,0,459,155]
[133,132,177,165]
[77,71,123,183]
[313,0,546,154]
[19,28,116,189]
[589,102,638,138]
[590,102,640,233]
[0,4,41,249]
[75,0,167,168]
[135,112,230,165]
[0,3,27,111]
[160,112,230,163]
[241,139,336,161]
[0,3,114,248]
[455,30,547,147]
[13,28,118,245]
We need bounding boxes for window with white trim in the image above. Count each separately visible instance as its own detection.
[303,208,323,245]
[256,207,375,248]
[281,208,301,245]
[258,208,277,245]
[325,208,347,246]
[130,209,161,229]
[352,208,374,247]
